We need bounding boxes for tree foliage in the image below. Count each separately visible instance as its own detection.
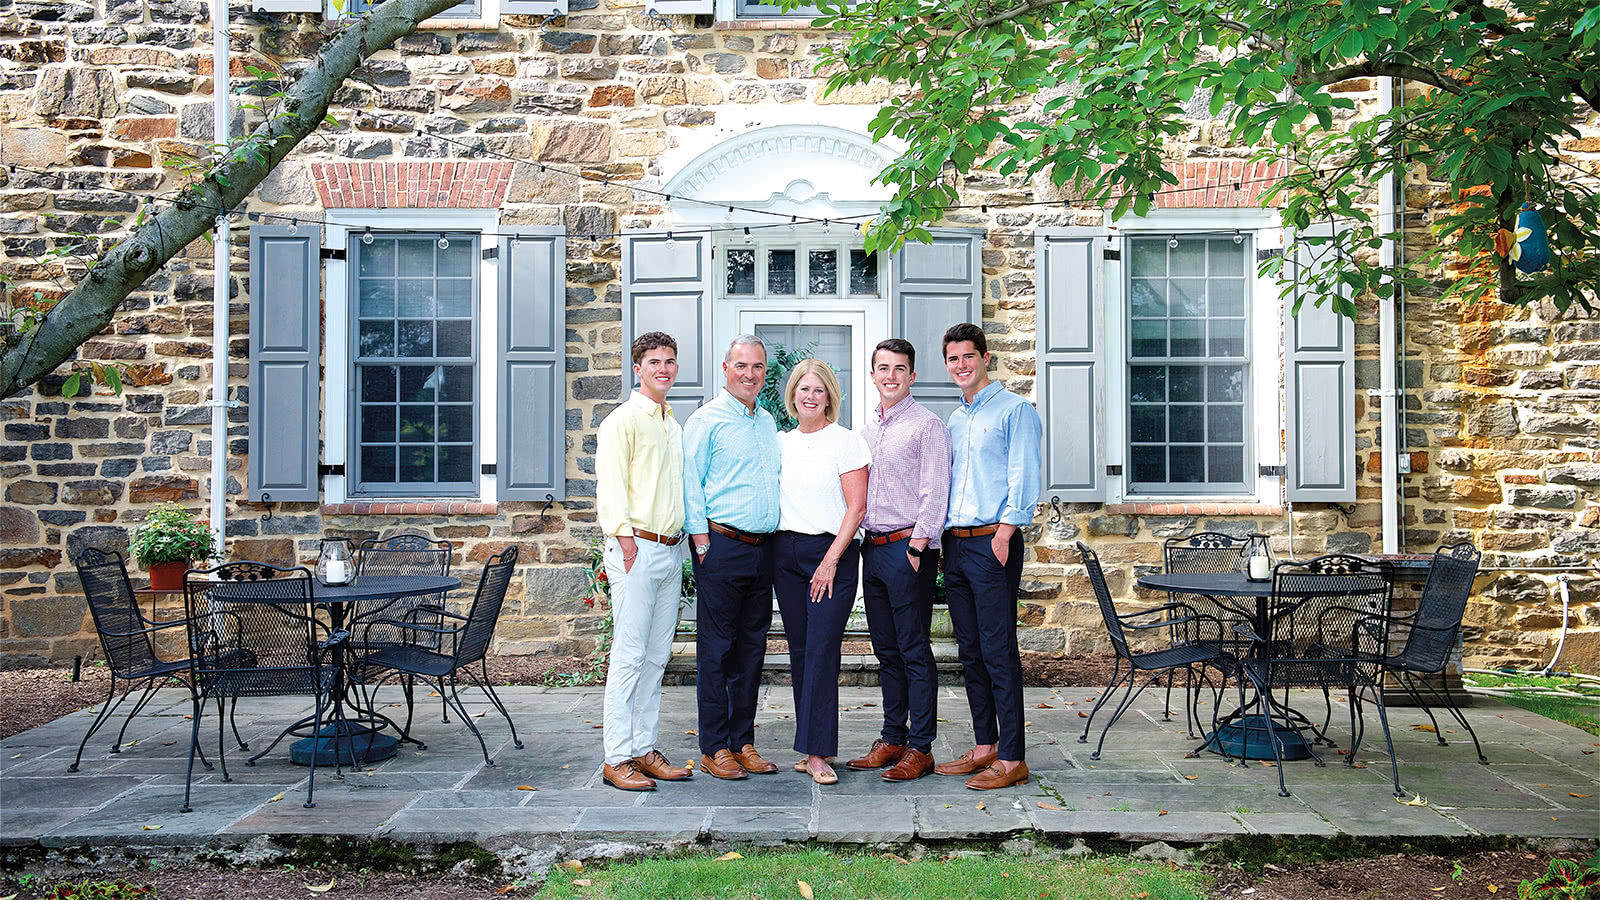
[808,0,1600,315]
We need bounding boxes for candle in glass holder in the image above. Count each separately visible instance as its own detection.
[1248,554,1270,581]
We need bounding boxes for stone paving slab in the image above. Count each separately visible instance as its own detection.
[2,685,1595,847]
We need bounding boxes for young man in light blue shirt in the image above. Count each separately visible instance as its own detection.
[935,322,1043,791]
[683,335,782,780]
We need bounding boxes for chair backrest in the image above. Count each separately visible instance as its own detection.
[1396,541,1481,672]
[357,534,452,578]
[1164,532,1250,575]
[184,561,322,696]
[451,546,519,667]
[75,548,162,677]
[1076,542,1130,660]
[1271,554,1393,660]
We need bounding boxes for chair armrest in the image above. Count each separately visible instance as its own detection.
[1232,620,1268,645]
[97,619,190,638]
[1116,602,1194,622]
[363,617,462,637]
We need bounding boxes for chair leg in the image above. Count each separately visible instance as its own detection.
[1079,658,1125,744]
[181,692,208,814]
[111,679,165,752]
[305,687,325,809]
[470,661,523,750]
[1162,669,1175,722]
[214,691,232,783]
[1419,673,1488,764]
[439,676,450,723]
[228,695,249,751]
[70,675,124,772]
[1091,669,1145,761]
[1367,685,1404,797]
[1248,670,1290,796]
[446,672,493,766]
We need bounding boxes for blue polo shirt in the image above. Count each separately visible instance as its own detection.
[682,390,782,535]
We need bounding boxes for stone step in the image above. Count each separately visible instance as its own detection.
[664,646,966,686]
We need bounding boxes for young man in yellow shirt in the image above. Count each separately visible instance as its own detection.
[596,332,694,791]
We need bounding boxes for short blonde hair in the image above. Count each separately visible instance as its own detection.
[783,358,843,424]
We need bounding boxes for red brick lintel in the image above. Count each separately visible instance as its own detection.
[321,502,499,516]
[1104,502,1285,516]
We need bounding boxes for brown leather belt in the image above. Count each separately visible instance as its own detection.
[946,524,1000,539]
[864,526,915,546]
[633,529,684,546]
[708,521,769,546]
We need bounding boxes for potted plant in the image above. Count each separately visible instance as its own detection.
[129,502,219,590]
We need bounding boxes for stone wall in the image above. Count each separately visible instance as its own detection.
[1,0,1596,668]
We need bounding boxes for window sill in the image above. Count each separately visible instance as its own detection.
[713,18,823,29]
[323,501,499,516]
[417,17,497,29]
[1104,502,1283,517]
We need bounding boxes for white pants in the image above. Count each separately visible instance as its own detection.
[602,536,686,765]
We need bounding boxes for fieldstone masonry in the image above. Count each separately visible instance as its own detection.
[1,0,1596,668]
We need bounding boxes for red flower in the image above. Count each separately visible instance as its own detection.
[583,596,596,608]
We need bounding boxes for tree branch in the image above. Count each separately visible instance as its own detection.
[0,0,464,400]
[1299,59,1470,94]
[973,0,1069,29]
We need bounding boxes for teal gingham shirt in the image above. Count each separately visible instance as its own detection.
[682,390,782,535]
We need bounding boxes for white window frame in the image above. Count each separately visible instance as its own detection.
[326,0,500,26]
[324,209,501,504]
[713,0,822,19]
[1104,209,1283,507]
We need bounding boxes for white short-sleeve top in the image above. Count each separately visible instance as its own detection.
[777,422,873,536]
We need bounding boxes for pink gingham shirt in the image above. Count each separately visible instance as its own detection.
[863,395,952,549]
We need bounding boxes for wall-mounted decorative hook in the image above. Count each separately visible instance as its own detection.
[259,492,273,522]
[1049,496,1064,525]
[540,493,556,526]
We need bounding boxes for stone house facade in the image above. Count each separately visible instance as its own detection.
[1,0,1596,669]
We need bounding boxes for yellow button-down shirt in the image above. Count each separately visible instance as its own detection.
[596,390,685,538]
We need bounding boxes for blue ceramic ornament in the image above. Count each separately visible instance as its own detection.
[1512,203,1550,274]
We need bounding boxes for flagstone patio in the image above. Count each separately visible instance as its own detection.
[2,684,1595,848]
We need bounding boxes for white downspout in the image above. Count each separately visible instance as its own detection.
[1378,76,1400,555]
[209,0,230,554]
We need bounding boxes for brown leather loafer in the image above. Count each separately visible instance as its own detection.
[602,760,656,792]
[965,762,1030,791]
[734,744,778,774]
[699,749,749,780]
[881,748,935,782]
[935,748,999,777]
[633,749,693,781]
[845,739,907,771]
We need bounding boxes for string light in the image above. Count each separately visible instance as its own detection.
[361,226,374,245]
[437,236,450,249]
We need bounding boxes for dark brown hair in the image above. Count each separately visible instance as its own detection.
[632,331,678,366]
[942,322,987,357]
[872,337,916,371]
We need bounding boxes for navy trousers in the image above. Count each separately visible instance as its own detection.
[943,530,1026,761]
[691,530,775,757]
[861,536,939,753]
[773,531,859,758]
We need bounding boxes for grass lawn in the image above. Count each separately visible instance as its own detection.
[1463,671,1600,737]
[532,848,1209,899]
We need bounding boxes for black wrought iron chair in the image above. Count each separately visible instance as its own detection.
[1160,532,1255,734]
[182,562,340,811]
[360,546,522,766]
[1237,554,1396,797]
[1075,542,1236,760]
[349,534,453,729]
[68,549,210,774]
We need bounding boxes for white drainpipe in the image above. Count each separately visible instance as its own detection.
[209,0,230,553]
[1378,76,1399,554]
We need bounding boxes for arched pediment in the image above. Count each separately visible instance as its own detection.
[661,125,899,215]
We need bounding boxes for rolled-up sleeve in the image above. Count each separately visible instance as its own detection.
[912,416,952,547]
[682,416,712,536]
[1000,401,1044,527]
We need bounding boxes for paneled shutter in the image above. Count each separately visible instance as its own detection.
[247,224,321,502]
[892,229,983,422]
[1036,229,1107,502]
[503,0,570,14]
[1285,224,1357,502]
[621,231,714,422]
[643,0,713,13]
[499,227,568,501]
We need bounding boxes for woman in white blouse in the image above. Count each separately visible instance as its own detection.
[774,359,871,785]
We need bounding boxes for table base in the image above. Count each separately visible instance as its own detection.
[1203,715,1314,761]
[290,724,399,766]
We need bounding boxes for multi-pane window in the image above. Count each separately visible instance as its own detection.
[725,242,879,298]
[736,0,822,16]
[345,0,482,16]
[352,233,478,496]
[1126,235,1250,494]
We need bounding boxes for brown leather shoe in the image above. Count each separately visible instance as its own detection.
[845,739,907,771]
[935,748,999,777]
[965,762,1030,790]
[633,749,693,781]
[699,749,749,780]
[734,744,778,774]
[602,759,656,792]
[881,748,935,782]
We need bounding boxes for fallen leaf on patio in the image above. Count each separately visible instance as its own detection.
[937,717,951,723]
[1037,801,1060,810]
[474,712,487,718]
[591,724,602,729]
[976,801,986,810]
[1260,761,1276,767]
[864,702,875,706]
[1025,721,1033,727]
[428,692,441,697]
[1583,750,1594,755]
[1183,775,1199,780]
[1399,793,1429,807]
[266,792,285,803]
[306,878,336,893]
[1078,712,1088,718]
[797,879,814,899]
[141,824,162,830]
[163,742,175,746]
[686,759,695,769]
[1539,784,1551,788]
[495,885,515,895]
[126,740,138,747]
[1569,792,1591,798]
[684,730,697,735]
[561,764,570,769]
[8,754,19,759]
[1412,724,1437,733]
[183,715,192,720]
[1158,810,1169,816]
[557,860,583,873]
[1336,749,1347,755]
[715,852,743,862]
[516,785,536,791]
[572,879,592,888]
[1036,703,1053,708]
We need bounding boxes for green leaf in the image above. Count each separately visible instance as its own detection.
[62,373,81,398]
[104,365,123,395]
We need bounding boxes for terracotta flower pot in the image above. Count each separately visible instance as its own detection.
[147,561,188,592]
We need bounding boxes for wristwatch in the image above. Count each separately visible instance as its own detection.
[906,545,924,558]
[695,542,710,556]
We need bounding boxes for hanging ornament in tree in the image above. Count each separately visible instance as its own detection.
[1511,202,1550,273]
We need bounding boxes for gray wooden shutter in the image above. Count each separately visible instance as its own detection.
[247,224,321,502]
[621,231,714,422]
[499,227,568,501]
[1036,229,1107,501]
[893,229,983,422]
[1285,224,1357,502]
[502,0,569,13]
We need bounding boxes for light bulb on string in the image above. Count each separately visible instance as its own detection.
[287,218,298,235]
[361,226,374,245]
[822,219,831,235]
[1232,230,1244,245]
[437,236,450,250]
[1167,235,1180,249]
[665,231,675,248]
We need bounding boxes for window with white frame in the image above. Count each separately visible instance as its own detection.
[723,239,880,299]
[1125,234,1252,494]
